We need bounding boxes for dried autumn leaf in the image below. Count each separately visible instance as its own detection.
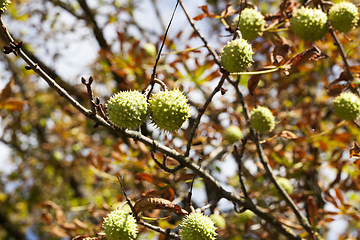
[73,218,89,229]
[348,65,360,73]
[353,159,360,171]
[134,197,188,216]
[284,46,328,71]
[306,196,318,225]
[72,235,100,240]
[334,189,344,205]
[270,44,290,66]
[324,191,339,208]
[0,98,27,111]
[331,133,352,143]
[39,200,61,209]
[175,173,195,183]
[41,212,52,225]
[135,172,167,188]
[61,222,77,230]
[279,130,297,139]
[56,208,65,225]
[193,5,218,21]
[350,141,360,158]
[279,0,300,18]
[51,226,69,238]
[220,3,236,18]
[248,73,262,95]
[162,188,175,202]
[326,84,345,97]
[0,78,14,102]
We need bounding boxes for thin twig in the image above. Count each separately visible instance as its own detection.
[116,176,139,221]
[139,221,181,240]
[254,136,315,238]
[81,76,97,115]
[147,0,180,99]
[151,152,184,173]
[233,142,250,199]
[179,0,220,63]
[185,70,229,157]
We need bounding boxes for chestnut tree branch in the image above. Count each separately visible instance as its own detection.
[178,2,317,239]
[0,9,303,240]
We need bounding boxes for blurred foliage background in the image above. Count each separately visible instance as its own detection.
[1,0,360,239]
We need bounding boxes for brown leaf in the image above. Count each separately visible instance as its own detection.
[135,173,167,188]
[326,84,345,97]
[134,197,188,216]
[353,159,360,171]
[331,132,352,143]
[41,212,52,225]
[221,3,236,18]
[0,98,27,111]
[248,74,262,95]
[199,5,209,13]
[285,46,327,70]
[135,173,166,187]
[73,218,89,229]
[350,141,360,158]
[279,0,300,18]
[162,188,175,202]
[193,5,218,21]
[141,189,159,197]
[348,65,360,73]
[51,226,69,238]
[193,14,206,21]
[39,200,61,209]
[329,71,352,86]
[72,236,102,240]
[324,191,339,208]
[0,78,14,102]
[319,141,327,151]
[56,208,65,225]
[279,130,297,139]
[175,173,195,183]
[72,236,95,240]
[334,189,344,205]
[270,44,290,66]
[61,222,77,230]
[135,172,154,182]
[306,196,318,225]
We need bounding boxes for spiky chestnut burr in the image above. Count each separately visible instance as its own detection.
[333,92,360,120]
[220,39,254,73]
[149,89,190,132]
[0,0,10,11]
[233,8,266,41]
[180,213,217,240]
[249,106,275,133]
[238,210,254,224]
[102,210,138,240]
[291,7,329,41]
[106,90,148,129]
[224,125,243,143]
[329,2,359,33]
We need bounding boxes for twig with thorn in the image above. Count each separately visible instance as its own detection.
[151,151,184,173]
[81,76,97,116]
[116,176,139,221]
